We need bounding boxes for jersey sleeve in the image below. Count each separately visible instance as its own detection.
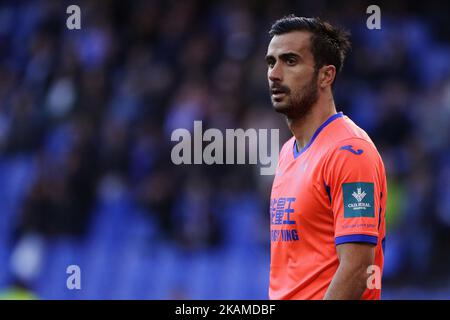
[324,138,384,246]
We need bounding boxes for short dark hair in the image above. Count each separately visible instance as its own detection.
[269,15,351,82]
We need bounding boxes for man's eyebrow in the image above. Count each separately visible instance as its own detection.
[279,52,302,60]
[265,52,302,62]
[265,54,275,62]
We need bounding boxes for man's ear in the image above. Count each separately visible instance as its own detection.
[319,65,336,88]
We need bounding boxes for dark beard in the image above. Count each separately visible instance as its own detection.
[274,71,319,120]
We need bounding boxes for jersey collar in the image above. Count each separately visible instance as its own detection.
[293,112,344,159]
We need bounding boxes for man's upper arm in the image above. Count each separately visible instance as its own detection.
[336,242,375,268]
[324,138,384,246]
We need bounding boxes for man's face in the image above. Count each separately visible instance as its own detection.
[266,31,319,119]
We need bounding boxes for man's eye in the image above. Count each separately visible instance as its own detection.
[287,59,296,65]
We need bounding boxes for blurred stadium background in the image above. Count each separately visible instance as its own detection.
[0,0,449,299]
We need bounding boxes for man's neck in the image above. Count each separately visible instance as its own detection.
[287,97,337,152]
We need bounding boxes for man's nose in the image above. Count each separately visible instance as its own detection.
[268,62,283,82]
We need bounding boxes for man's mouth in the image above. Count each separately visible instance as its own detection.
[271,88,287,100]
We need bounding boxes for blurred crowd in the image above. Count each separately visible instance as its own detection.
[0,0,450,299]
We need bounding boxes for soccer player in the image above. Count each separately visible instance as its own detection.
[266,16,387,300]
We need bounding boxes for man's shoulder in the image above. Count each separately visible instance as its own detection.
[320,117,387,191]
[322,115,380,158]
